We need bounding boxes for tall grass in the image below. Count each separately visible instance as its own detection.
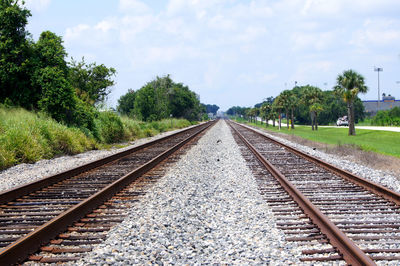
[121,117,192,140]
[0,107,195,170]
[0,107,96,170]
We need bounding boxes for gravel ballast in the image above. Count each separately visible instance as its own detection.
[79,120,301,265]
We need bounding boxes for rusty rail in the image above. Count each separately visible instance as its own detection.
[0,122,210,205]
[0,120,215,265]
[233,121,400,206]
[228,121,376,266]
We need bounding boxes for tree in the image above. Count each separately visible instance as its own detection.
[0,0,32,107]
[69,57,116,105]
[272,96,284,130]
[131,75,202,121]
[117,89,136,117]
[30,31,78,123]
[334,69,368,135]
[133,83,158,121]
[277,90,297,129]
[203,104,219,115]
[169,83,200,120]
[302,86,323,130]
[260,103,271,126]
[36,67,76,122]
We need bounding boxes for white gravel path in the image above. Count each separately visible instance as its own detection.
[78,120,301,265]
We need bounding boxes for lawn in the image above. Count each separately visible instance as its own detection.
[235,119,400,158]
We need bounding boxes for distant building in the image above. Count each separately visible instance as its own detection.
[363,95,400,115]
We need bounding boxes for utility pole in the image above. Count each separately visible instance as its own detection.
[374,67,383,110]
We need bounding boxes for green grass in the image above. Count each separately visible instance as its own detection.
[234,118,400,158]
[0,107,97,170]
[0,106,196,171]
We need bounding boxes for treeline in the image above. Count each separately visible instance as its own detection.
[0,1,116,138]
[117,75,218,121]
[372,107,400,126]
[227,70,368,135]
[1,1,215,145]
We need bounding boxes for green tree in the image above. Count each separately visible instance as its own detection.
[134,83,157,121]
[132,75,202,121]
[117,89,136,117]
[0,0,32,107]
[36,67,76,122]
[334,69,368,135]
[31,31,77,123]
[277,90,297,129]
[169,83,200,120]
[302,86,323,130]
[69,57,116,105]
[272,96,284,129]
[29,31,69,108]
[260,103,271,126]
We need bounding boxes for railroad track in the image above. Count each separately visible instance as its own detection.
[228,120,400,265]
[0,120,215,265]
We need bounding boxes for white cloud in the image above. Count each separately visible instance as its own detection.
[65,24,91,42]
[350,19,400,48]
[238,72,278,84]
[59,0,400,109]
[291,31,336,51]
[25,0,51,12]
[118,0,150,13]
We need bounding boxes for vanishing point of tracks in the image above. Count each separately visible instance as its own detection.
[228,120,400,265]
[0,121,215,265]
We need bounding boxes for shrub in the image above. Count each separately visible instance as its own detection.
[121,117,142,140]
[95,111,124,143]
[0,107,96,170]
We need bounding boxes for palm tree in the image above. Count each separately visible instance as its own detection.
[302,86,323,130]
[272,96,284,130]
[309,103,323,130]
[260,103,271,126]
[277,90,297,129]
[334,70,368,135]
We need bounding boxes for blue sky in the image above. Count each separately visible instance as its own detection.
[25,0,400,111]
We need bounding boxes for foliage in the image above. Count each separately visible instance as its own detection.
[69,57,116,105]
[117,89,135,117]
[202,104,219,115]
[95,111,124,144]
[0,3,116,134]
[226,106,248,116]
[0,106,96,170]
[0,0,32,107]
[334,69,368,135]
[301,85,323,130]
[371,107,400,126]
[168,83,201,121]
[118,75,203,122]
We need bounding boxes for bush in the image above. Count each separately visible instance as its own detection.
[121,117,143,140]
[95,111,124,144]
[372,108,400,126]
[0,107,96,170]
[70,99,99,138]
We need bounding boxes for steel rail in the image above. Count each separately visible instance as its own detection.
[0,120,215,265]
[0,122,210,205]
[228,121,375,266]
[232,121,400,206]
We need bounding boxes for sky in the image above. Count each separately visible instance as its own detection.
[24,0,400,111]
